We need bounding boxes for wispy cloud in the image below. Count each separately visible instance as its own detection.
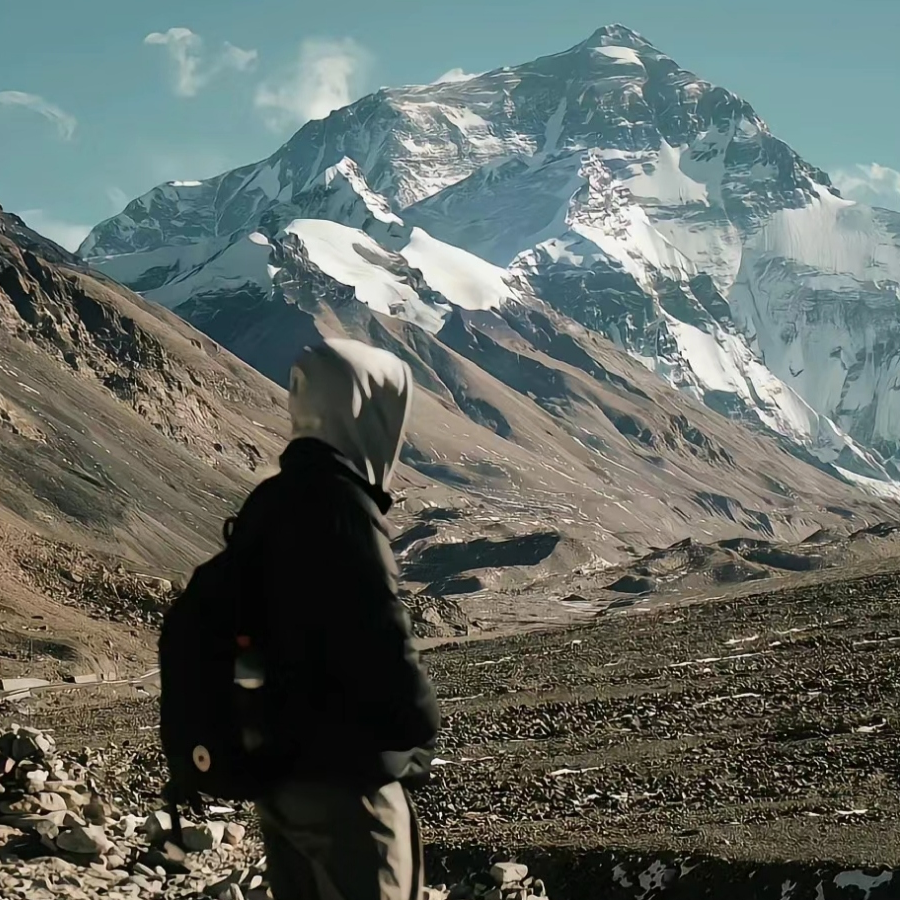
[433,68,480,84]
[0,91,77,140]
[19,209,91,252]
[254,37,371,133]
[832,163,900,212]
[144,27,258,97]
[106,185,131,212]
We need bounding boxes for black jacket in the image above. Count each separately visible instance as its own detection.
[236,438,440,789]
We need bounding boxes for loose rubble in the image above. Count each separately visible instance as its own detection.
[0,724,550,900]
[423,863,547,900]
[14,540,178,629]
[0,723,263,899]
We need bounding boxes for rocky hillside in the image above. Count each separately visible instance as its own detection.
[2,202,899,676]
[0,207,292,678]
[0,207,287,566]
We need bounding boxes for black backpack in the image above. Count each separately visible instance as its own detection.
[158,506,271,812]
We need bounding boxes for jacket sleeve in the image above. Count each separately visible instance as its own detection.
[265,485,441,753]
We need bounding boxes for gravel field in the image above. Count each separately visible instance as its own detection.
[6,566,900,897]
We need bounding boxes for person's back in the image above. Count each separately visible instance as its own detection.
[239,339,439,899]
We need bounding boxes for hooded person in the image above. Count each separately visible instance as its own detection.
[238,338,440,900]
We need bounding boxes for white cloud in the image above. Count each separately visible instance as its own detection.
[831,163,900,212]
[433,68,480,84]
[19,209,91,252]
[254,37,371,133]
[106,186,131,212]
[144,27,257,97]
[0,91,77,140]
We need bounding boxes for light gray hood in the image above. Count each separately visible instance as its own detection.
[288,338,413,492]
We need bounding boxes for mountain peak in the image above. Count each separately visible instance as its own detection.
[581,23,654,51]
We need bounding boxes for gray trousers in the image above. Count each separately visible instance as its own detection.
[256,781,424,900]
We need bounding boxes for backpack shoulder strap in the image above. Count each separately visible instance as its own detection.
[333,473,390,537]
[219,483,273,640]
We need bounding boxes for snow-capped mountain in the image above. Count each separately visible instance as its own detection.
[81,24,900,483]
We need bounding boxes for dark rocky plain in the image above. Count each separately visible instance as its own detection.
[3,559,899,898]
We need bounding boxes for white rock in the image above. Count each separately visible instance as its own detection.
[56,823,113,855]
[37,792,68,813]
[143,809,188,844]
[490,862,529,886]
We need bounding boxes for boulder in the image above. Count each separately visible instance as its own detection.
[183,821,226,852]
[37,792,68,813]
[56,823,113,855]
[490,863,529,886]
[223,822,246,847]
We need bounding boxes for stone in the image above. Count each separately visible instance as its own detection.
[223,822,246,847]
[24,770,49,794]
[129,873,159,892]
[54,788,90,811]
[118,814,141,839]
[39,832,57,853]
[56,824,113,855]
[83,795,116,825]
[491,864,529,887]
[46,810,87,828]
[218,886,246,900]
[0,797,42,815]
[10,733,47,762]
[142,810,173,844]
[34,820,60,841]
[183,821,226,852]
[205,868,244,897]
[158,842,191,871]
[0,812,47,831]
[37,792,68,813]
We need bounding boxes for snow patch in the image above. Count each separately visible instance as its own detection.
[623,141,710,206]
[401,227,519,312]
[593,46,644,66]
[282,219,446,332]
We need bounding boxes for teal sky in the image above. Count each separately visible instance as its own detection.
[1,0,898,250]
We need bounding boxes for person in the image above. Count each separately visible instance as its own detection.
[250,338,440,900]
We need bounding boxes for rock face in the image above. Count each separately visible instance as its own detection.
[0,208,287,571]
[81,25,900,478]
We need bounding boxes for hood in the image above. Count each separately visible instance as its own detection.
[287,338,413,492]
